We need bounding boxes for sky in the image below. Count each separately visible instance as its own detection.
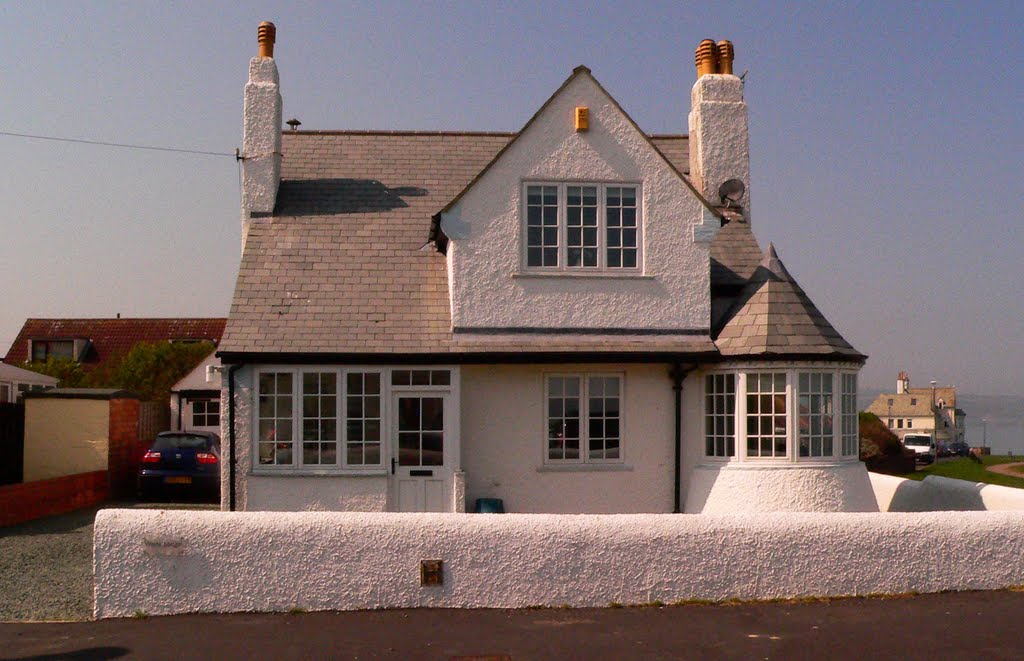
[1,1,1022,396]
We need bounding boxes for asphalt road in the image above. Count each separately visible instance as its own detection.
[3,590,1024,660]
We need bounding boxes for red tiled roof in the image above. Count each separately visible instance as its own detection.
[3,318,226,370]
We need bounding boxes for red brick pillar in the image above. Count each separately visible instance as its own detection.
[108,398,141,498]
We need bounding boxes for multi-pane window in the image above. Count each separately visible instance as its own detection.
[841,374,858,456]
[256,368,391,470]
[257,372,294,465]
[191,399,220,427]
[798,373,833,457]
[526,185,559,267]
[546,374,621,463]
[346,372,382,466]
[31,340,74,361]
[587,376,621,460]
[605,186,638,268]
[302,372,338,465]
[524,183,640,270]
[391,370,450,386]
[705,373,736,457]
[566,186,599,267]
[547,376,581,461]
[746,372,788,458]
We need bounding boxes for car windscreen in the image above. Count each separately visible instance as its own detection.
[152,434,211,451]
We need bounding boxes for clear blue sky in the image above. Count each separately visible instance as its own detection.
[1,1,1021,395]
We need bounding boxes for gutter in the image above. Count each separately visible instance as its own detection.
[669,362,695,513]
[227,363,243,511]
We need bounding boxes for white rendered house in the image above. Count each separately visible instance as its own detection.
[218,26,874,514]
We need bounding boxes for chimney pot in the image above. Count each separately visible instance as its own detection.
[717,40,734,75]
[695,39,719,78]
[258,21,276,59]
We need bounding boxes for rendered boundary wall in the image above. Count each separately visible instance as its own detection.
[1,470,108,527]
[870,473,1024,512]
[94,508,1024,618]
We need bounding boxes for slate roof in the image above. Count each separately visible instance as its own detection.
[713,245,864,359]
[865,387,957,417]
[219,131,718,358]
[710,212,763,289]
[4,318,226,370]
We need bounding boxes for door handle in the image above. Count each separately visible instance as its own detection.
[391,457,396,475]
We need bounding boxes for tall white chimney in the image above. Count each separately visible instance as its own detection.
[241,21,282,243]
[688,39,750,221]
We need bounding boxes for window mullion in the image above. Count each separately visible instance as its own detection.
[598,185,606,269]
[559,183,567,270]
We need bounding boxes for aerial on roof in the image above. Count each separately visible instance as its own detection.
[4,318,226,369]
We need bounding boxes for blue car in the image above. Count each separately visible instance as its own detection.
[138,431,220,502]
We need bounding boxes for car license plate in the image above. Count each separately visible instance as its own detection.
[165,476,192,485]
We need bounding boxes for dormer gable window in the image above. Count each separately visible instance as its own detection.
[523,182,641,271]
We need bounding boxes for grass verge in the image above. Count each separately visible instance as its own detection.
[898,455,1024,489]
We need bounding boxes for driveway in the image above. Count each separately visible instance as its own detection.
[0,502,217,622]
[3,591,1024,660]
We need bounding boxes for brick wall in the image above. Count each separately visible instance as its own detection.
[0,470,109,527]
[108,399,142,498]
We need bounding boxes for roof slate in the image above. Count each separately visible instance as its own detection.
[220,131,706,357]
[714,245,864,359]
[710,215,762,289]
[4,318,226,370]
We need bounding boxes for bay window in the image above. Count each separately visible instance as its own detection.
[703,367,860,462]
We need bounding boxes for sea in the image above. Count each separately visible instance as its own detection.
[859,390,1024,455]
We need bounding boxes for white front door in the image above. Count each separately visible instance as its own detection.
[391,392,452,512]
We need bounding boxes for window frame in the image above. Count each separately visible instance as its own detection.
[191,398,221,428]
[543,372,624,466]
[252,366,456,475]
[701,366,860,463]
[522,181,642,273]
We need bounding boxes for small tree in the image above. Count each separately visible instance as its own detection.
[109,341,216,401]
[22,357,88,388]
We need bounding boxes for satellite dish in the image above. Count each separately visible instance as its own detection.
[718,178,745,205]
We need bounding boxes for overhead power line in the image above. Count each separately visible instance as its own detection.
[0,130,235,157]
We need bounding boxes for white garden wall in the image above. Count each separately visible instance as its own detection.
[870,473,1024,512]
[95,508,1024,619]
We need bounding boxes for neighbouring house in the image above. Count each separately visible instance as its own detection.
[217,26,872,514]
[0,362,58,402]
[3,317,227,374]
[865,371,966,447]
[170,352,222,435]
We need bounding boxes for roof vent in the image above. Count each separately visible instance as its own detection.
[286,118,302,131]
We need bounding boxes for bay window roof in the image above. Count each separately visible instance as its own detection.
[714,244,865,360]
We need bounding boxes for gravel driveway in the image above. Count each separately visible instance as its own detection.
[0,502,218,622]
[0,506,100,621]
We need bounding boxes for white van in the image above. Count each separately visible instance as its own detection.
[903,433,936,464]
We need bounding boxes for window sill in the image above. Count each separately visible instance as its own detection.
[513,272,654,280]
[250,468,388,477]
[536,463,633,473]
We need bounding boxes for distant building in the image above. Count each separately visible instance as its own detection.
[0,363,58,402]
[866,371,966,447]
[3,318,227,374]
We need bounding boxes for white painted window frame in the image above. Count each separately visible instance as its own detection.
[521,181,642,273]
[251,366,458,476]
[701,365,861,464]
[542,371,625,466]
